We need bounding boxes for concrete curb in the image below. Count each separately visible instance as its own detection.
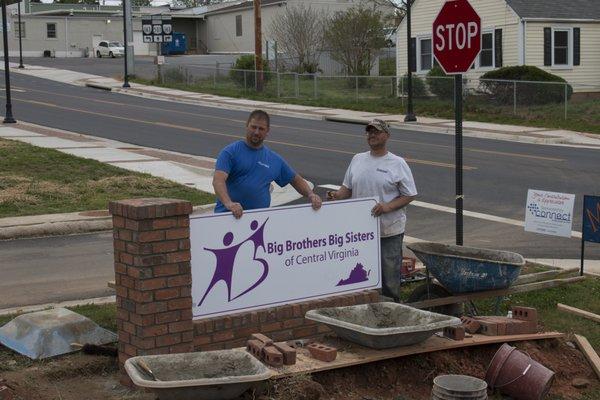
[0,295,116,317]
[0,204,215,241]
[84,82,113,91]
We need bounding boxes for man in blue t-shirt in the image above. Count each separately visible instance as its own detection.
[213,110,322,218]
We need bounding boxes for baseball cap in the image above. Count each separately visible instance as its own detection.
[366,119,390,134]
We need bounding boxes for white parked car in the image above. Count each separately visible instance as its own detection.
[96,40,124,58]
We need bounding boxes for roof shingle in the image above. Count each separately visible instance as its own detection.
[506,0,600,20]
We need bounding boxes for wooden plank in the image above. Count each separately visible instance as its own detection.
[574,334,600,380]
[267,332,564,379]
[406,276,586,309]
[514,267,578,285]
[558,303,600,323]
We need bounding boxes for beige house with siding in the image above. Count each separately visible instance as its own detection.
[396,0,600,92]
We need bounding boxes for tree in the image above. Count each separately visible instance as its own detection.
[54,0,99,4]
[172,0,232,8]
[324,6,386,76]
[268,4,326,73]
[131,0,152,6]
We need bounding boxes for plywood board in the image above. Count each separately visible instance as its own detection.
[574,334,600,379]
[267,332,564,378]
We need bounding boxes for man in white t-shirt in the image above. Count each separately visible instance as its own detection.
[327,119,417,301]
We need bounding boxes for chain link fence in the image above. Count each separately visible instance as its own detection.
[148,63,599,124]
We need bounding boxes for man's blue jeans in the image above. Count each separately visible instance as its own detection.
[380,233,404,301]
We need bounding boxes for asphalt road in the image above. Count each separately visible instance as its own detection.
[0,65,599,308]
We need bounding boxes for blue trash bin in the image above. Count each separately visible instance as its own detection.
[162,32,187,55]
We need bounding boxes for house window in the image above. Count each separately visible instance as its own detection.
[418,37,432,71]
[553,29,570,66]
[46,23,56,39]
[14,22,25,38]
[235,15,242,37]
[479,31,494,68]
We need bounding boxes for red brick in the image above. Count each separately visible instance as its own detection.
[118,229,133,241]
[293,326,318,338]
[168,298,192,311]
[274,342,297,365]
[292,304,303,318]
[152,241,180,254]
[460,316,481,334]
[263,346,283,367]
[512,307,538,323]
[128,289,154,303]
[307,343,337,362]
[113,215,126,228]
[130,313,155,327]
[246,339,266,360]
[165,228,189,240]
[137,230,165,243]
[153,264,180,277]
[137,324,169,337]
[127,243,153,255]
[443,326,465,341]
[119,252,134,265]
[180,287,192,297]
[136,302,168,315]
[114,240,126,252]
[131,336,155,350]
[261,322,282,333]
[117,309,129,322]
[153,218,178,229]
[155,288,180,300]
[170,343,194,353]
[127,266,154,279]
[234,327,258,339]
[114,262,127,275]
[179,239,191,250]
[250,333,273,346]
[156,334,181,347]
[169,321,192,333]
[115,286,128,298]
[120,275,135,289]
[166,251,191,264]
[157,311,183,324]
[182,331,194,342]
[137,278,166,291]
[177,216,189,227]
[213,331,235,342]
[167,275,191,287]
[134,254,167,267]
[283,318,305,329]
[199,343,225,351]
[195,335,212,346]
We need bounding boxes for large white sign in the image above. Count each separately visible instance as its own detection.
[190,198,381,319]
[524,189,575,238]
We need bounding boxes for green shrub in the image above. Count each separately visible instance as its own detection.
[379,57,395,76]
[426,66,454,100]
[399,74,427,98]
[162,67,186,84]
[479,65,572,105]
[229,54,271,88]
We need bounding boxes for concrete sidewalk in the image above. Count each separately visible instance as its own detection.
[0,122,305,240]
[6,62,600,148]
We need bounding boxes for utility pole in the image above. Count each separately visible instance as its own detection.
[404,0,416,122]
[121,0,130,87]
[2,0,16,123]
[253,0,263,92]
[17,0,23,68]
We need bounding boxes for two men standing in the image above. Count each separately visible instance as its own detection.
[212,111,416,300]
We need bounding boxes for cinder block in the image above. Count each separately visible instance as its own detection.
[460,316,481,334]
[475,316,537,336]
[443,326,465,341]
[307,342,337,362]
[274,342,297,365]
[512,306,538,323]
[250,333,274,346]
[262,345,283,367]
[246,339,265,360]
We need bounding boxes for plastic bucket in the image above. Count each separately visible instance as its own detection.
[431,374,488,400]
[485,343,555,400]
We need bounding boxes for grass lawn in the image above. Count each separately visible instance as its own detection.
[0,138,214,218]
[134,70,600,134]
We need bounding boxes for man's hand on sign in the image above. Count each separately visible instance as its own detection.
[326,191,336,201]
[225,201,243,219]
[308,193,322,210]
[371,202,392,217]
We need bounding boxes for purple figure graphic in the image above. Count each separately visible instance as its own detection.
[198,219,269,307]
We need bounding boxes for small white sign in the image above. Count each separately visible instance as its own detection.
[190,198,381,319]
[155,55,165,65]
[153,35,163,43]
[163,35,173,43]
[143,35,153,43]
[525,189,575,238]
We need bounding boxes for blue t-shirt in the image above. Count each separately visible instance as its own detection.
[214,141,296,212]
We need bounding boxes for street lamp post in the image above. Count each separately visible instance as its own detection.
[17,1,23,68]
[2,1,16,123]
[404,0,416,122]
[121,0,130,88]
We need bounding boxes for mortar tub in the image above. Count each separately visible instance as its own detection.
[305,302,461,349]
[407,242,525,293]
[124,349,273,400]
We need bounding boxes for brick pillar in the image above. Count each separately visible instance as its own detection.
[109,198,194,383]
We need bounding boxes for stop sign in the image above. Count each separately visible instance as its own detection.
[433,0,481,74]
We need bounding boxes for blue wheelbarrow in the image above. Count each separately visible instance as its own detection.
[405,242,525,315]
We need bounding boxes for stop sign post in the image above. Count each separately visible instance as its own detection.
[432,0,481,246]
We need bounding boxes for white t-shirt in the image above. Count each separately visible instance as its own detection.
[343,151,418,237]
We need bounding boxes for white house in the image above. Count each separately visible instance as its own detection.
[396,0,600,92]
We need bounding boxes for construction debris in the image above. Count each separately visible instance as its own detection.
[557,303,600,323]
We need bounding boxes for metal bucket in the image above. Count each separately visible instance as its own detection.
[431,374,488,399]
[485,343,555,400]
